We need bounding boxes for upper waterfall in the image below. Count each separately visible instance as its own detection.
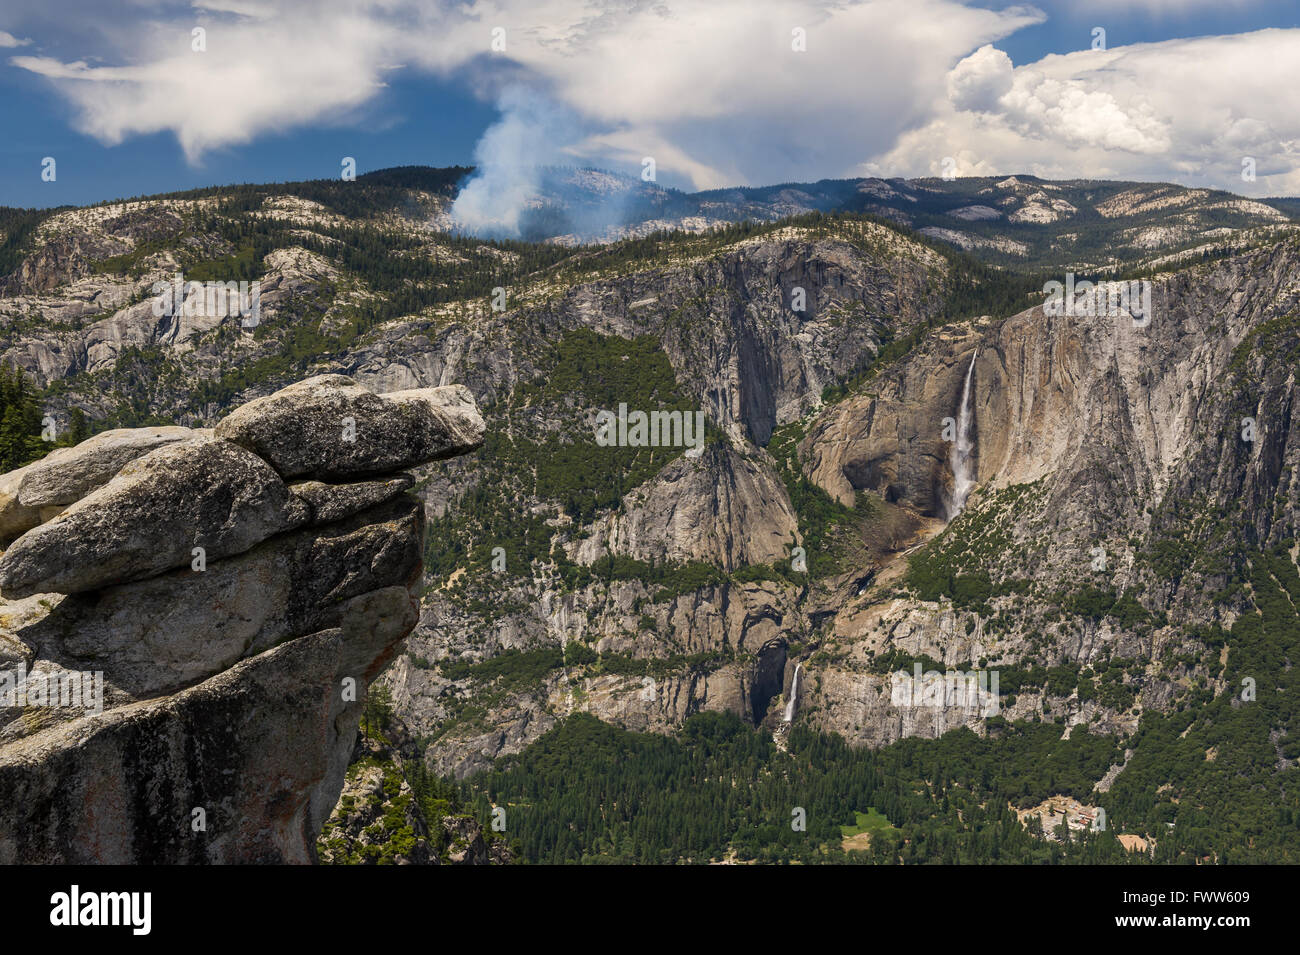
[783,663,802,723]
[948,351,978,519]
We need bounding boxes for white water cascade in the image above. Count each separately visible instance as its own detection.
[782,663,802,723]
[947,352,978,519]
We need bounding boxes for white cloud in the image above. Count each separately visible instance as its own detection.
[477,0,1047,188]
[7,1,1300,198]
[10,3,439,163]
[7,0,1042,184]
[873,29,1300,195]
[947,44,1015,113]
[1082,0,1259,9]
[0,30,30,47]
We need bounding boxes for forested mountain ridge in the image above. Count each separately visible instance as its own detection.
[2,167,1299,863]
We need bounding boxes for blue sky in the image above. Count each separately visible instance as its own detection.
[2,0,1298,209]
[966,0,1299,63]
[0,67,496,207]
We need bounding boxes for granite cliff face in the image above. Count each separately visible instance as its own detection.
[0,375,483,863]
[395,230,1300,776]
[794,237,1300,749]
[372,221,949,775]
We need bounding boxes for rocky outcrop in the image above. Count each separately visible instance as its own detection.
[316,719,510,865]
[0,426,193,542]
[0,436,311,597]
[215,376,485,479]
[0,374,483,863]
[401,572,806,778]
[803,329,982,516]
[569,443,799,571]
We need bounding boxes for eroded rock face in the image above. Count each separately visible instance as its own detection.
[0,374,482,863]
[789,243,1300,749]
[0,426,195,542]
[18,426,196,509]
[802,331,982,516]
[0,437,310,598]
[392,234,1300,777]
[0,587,416,864]
[0,498,424,714]
[290,474,414,525]
[569,443,798,571]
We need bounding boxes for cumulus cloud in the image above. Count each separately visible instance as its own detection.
[947,44,1014,113]
[7,0,1042,183]
[873,28,1300,195]
[997,64,1171,154]
[438,0,1046,189]
[6,0,1300,197]
[0,31,30,47]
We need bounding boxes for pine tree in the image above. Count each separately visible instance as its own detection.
[0,366,44,472]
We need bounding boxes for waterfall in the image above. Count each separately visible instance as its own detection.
[948,351,978,519]
[782,663,802,723]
